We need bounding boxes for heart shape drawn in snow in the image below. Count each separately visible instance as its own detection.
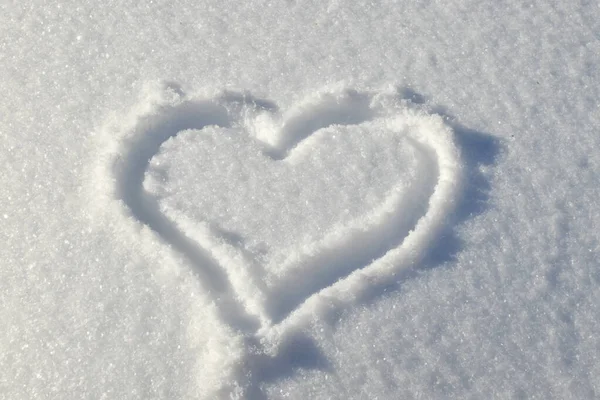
[96,82,463,341]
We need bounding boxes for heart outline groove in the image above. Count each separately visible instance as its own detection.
[92,81,464,398]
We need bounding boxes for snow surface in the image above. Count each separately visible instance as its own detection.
[2,1,600,399]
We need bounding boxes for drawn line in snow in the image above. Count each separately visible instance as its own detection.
[93,81,465,398]
[101,88,264,334]
[270,96,463,340]
[262,135,437,323]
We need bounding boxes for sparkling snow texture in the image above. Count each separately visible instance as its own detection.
[1,0,600,399]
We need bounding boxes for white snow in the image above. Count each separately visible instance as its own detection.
[2,1,600,399]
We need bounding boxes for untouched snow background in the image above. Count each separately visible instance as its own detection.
[2,1,600,399]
